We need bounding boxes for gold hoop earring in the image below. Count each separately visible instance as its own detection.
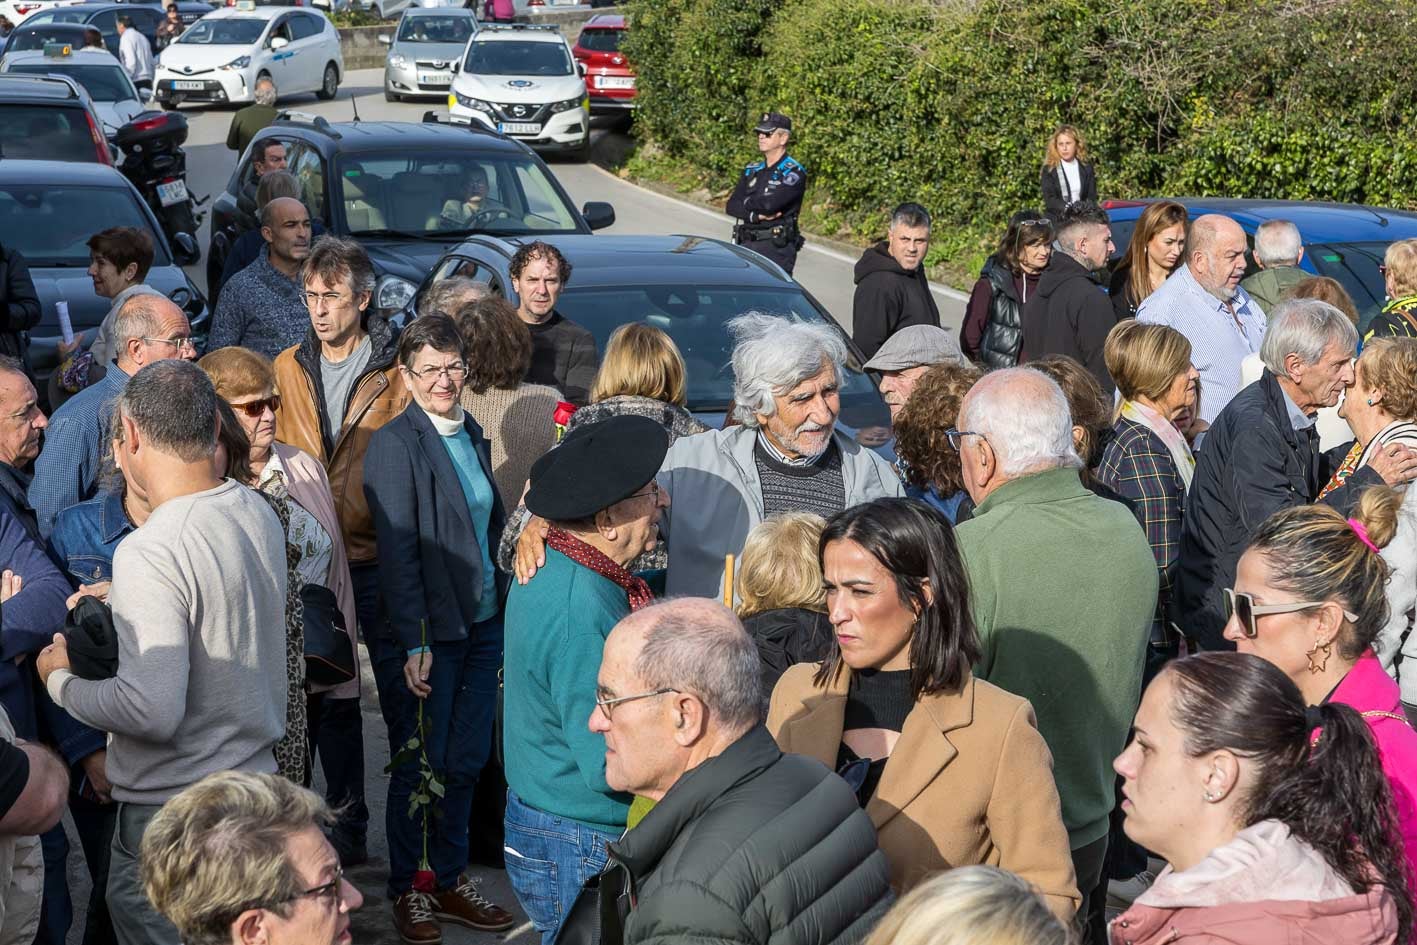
[1306,640,1333,675]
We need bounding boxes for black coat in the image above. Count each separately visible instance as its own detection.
[742,607,832,696]
[1020,251,1118,394]
[363,403,507,650]
[566,725,892,945]
[851,242,940,358]
[1040,161,1097,218]
[1176,370,1374,650]
[0,245,40,364]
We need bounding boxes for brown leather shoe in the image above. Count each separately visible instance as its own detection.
[393,891,442,945]
[433,875,516,932]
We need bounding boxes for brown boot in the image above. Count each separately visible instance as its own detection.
[433,875,516,932]
[392,891,442,945]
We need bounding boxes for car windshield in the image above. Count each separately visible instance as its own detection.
[1308,241,1390,326]
[336,151,581,237]
[0,104,98,163]
[5,29,85,53]
[6,63,136,102]
[0,184,168,267]
[396,15,473,43]
[465,39,571,76]
[576,28,622,53]
[553,285,888,424]
[21,10,94,24]
[177,18,265,45]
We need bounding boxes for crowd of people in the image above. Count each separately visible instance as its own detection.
[0,114,1414,945]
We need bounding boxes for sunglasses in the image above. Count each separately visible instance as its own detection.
[1222,588,1358,639]
[230,395,281,419]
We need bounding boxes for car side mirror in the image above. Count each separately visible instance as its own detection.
[377,33,391,44]
[270,35,289,49]
[172,231,199,266]
[576,60,586,76]
[582,201,614,231]
[451,61,459,72]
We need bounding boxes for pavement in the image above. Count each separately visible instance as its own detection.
[59,68,967,945]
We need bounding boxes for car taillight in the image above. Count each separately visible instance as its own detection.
[84,109,112,166]
[1101,199,1148,209]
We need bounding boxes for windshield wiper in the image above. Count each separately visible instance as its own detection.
[351,228,445,242]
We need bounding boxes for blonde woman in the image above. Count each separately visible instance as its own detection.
[1108,201,1187,320]
[1040,125,1097,219]
[1364,237,1417,343]
[736,512,831,693]
[566,322,709,441]
[864,866,1073,945]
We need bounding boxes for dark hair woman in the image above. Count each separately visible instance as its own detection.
[1109,201,1188,320]
[960,212,1055,368]
[1040,125,1097,219]
[891,361,983,524]
[767,498,1079,916]
[1112,652,1411,944]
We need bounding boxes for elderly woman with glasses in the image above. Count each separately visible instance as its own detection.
[362,314,516,942]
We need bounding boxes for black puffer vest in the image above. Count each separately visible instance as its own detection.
[978,259,1024,368]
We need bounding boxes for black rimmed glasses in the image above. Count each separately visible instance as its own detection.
[283,865,347,909]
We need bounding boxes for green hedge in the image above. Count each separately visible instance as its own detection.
[620,0,1417,279]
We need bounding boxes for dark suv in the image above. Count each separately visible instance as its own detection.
[207,115,615,318]
[0,73,111,165]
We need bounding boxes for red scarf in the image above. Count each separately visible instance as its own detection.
[546,527,653,611]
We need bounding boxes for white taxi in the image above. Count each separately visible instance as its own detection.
[153,3,343,109]
[447,23,589,160]
[0,45,143,136]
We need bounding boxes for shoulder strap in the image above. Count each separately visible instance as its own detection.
[1397,308,1417,336]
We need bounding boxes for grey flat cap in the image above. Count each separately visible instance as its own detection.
[862,325,965,371]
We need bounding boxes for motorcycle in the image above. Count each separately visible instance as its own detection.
[114,109,205,265]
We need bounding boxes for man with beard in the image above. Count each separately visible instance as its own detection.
[508,241,598,407]
[209,198,314,358]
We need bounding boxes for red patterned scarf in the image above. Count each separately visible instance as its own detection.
[546,527,653,611]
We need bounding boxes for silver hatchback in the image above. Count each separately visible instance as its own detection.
[381,8,476,102]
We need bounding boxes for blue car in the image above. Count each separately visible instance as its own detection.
[1103,198,1417,325]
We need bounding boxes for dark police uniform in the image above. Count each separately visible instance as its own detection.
[727,113,807,275]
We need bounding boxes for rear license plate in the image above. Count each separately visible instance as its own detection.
[156,179,189,207]
[417,72,451,85]
[498,122,540,134]
[173,80,204,90]
[597,76,634,89]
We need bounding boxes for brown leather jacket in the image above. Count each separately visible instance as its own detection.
[273,316,409,563]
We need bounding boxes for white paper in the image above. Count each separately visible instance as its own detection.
[56,301,73,346]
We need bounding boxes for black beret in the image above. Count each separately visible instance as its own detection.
[525,414,670,522]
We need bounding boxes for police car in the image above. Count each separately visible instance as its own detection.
[0,45,143,136]
[153,3,343,108]
[447,23,590,160]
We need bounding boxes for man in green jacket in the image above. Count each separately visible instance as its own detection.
[1238,219,1305,313]
[952,367,1157,942]
[226,76,279,155]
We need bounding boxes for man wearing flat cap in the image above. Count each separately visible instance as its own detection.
[726,112,807,275]
[864,324,966,421]
[500,414,671,944]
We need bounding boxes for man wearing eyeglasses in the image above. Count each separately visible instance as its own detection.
[30,294,194,537]
[208,197,313,359]
[727,112,807,275]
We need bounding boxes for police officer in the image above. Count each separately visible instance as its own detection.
[727,112,807,275]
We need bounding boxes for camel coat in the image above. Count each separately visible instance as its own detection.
[767,663,1080,920]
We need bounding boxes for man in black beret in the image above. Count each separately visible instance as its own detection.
[498,415,671,943]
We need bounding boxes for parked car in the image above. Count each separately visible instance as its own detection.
[0,159,206,383]
[407,234,892,438]
[0,0,69,28]
[1,45,143,136]
[2,22,96,58]
[1104,198,1417,326]
[0,71,112,164]
[380,6,474,102]
[154,3,342,108]
[206,115,614,317]
[14,2,213,55]
[571,12,631,115]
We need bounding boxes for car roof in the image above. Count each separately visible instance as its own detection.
[1106,198,1417,243]
[472,25,564,43]
[447,234,799,287]
[0,159,129,186]
[270,117,532,155]
[401,6,472,15]
[4,48,121,64]
[0,73,84,101]
[583,14,625,28]
[200,6,295,20]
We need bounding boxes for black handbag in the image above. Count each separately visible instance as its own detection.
[301,584,356,686]
[555,863,632,945]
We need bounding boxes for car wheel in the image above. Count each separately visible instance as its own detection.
[317,63,339,100]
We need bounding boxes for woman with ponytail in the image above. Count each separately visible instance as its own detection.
[1111,652,1411,944]
[1222,495,1417,877]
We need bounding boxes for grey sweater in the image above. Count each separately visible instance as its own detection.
[208,247,310,358]
[48,480,288,804]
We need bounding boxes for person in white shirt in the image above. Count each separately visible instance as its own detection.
[1040,125,1097,218]
[116,17,154,90]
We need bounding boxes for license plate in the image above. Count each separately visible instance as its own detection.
[597,76,634,89]
[156,179,188,207]
[417,72,451,85]
[172,80,204,90]
[498,122,540,135]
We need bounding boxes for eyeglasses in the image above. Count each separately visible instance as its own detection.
[230,395,281,418]
[624,481,660,502]
[594,686,678,721]
[944,428,983,451]
[404,362,468,381]
[303,291,350,308]
[1379,264,1389,276]
[140,335,195,351]
[1222,588,1358,639]
[283,865,348,908]
[1016,218,1051,228]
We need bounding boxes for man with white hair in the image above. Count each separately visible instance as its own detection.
[1137,214,1266,424]
[417,276,491,320]
[560,598,892,945]
[952,366,1157,937]
[1176,298,1417,651]
[227,77,279,155]
[1239,219,1306,313]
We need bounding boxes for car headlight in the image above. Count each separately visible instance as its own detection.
[376,275,417,313]
[220,55,251,70]
[388,53,407,69]
[452,90,493,112]
[549,95,584,113]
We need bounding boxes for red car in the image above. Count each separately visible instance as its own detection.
[572,13,633,115]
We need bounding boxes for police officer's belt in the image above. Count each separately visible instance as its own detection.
[735,218,800,244]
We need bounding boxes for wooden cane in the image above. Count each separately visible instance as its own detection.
[723,554,736,609]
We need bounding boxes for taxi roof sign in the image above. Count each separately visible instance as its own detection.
[235,1,256,10]
[42,41,73,57]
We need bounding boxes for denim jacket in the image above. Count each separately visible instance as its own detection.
[47,489,133,587]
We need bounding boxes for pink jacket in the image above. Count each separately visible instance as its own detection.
[275,443,361,699]
[1109,821,1398,945]
[1331,649,1417,876]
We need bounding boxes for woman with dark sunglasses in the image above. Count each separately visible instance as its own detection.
[1222,494,1417,876]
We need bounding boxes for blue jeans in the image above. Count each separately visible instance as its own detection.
[503,790,617,945]
[371,615,502,898]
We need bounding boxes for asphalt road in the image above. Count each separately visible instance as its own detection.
[61,69,965,945]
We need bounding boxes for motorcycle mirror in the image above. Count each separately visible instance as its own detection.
[172,231,199,266]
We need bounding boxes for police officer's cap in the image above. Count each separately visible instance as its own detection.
[754,112,792,134]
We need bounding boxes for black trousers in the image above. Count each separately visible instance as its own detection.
[1071,834,1110,945]
[737,237,800,275]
